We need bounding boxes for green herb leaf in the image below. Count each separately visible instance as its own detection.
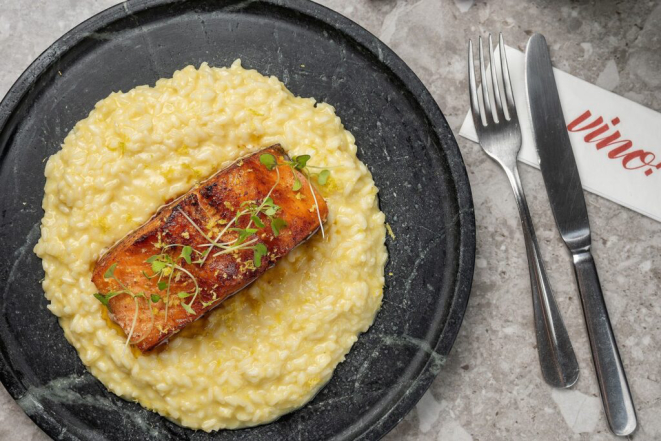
[253,243,267,267]
[134,292,145,299]
[262,197,280,217]
[151,294,161,303]
[103,263,117,279]
[201,300,216,308]
[260,153,277,170]
[231,227,258,244]
[181,245,193,265]
[251,215,265,228]
[292,177,302,192]
[317,169,330,185]
[271,218,287,237]
[157,281,168,291]
[94,292,118,307]
[146,255,159,263]
[177,292,193,299]
[264,206,277,216]
[182,302,195,314]
[152,260,167,273]
[293,155,310,170]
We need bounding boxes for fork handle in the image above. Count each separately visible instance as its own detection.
[505,165,579,388]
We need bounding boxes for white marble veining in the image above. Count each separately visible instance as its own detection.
[1,0,660,440]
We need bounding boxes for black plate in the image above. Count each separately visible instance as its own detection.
[0,1,475,440]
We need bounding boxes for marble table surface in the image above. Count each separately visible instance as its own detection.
[1,0,659,440]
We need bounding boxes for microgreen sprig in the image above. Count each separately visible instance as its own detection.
[93,262,161,350]
[145,251,201,317]
[259,152,330,237]
[186,170,284,267]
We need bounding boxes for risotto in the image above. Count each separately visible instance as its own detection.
[33,61,387,430]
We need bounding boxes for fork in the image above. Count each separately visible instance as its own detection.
[468,34,579,388]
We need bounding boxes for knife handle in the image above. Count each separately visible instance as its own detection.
[507,166,579,388]
[572,250,637,436]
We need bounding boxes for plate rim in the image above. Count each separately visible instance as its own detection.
[0,0,476,439]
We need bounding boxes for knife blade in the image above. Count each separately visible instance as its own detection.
[524,37,590,251]
[525,33,637,437]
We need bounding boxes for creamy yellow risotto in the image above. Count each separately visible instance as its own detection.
[33,61,387,430]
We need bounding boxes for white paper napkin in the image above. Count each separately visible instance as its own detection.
[459,46,661,223]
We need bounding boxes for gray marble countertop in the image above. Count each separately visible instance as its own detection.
[1,0,660,440]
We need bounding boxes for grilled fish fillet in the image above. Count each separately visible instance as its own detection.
[92,145,328,352]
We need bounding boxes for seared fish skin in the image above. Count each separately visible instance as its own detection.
[92,145,328,352]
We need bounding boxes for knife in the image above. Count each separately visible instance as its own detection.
[525,33,637,437]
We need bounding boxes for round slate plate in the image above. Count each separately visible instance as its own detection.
[0,1,475,440]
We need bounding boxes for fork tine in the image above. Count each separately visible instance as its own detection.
[488,34,504,122]
[468,40,482,128]
[478,36,493,125]
[499,33,517,120]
